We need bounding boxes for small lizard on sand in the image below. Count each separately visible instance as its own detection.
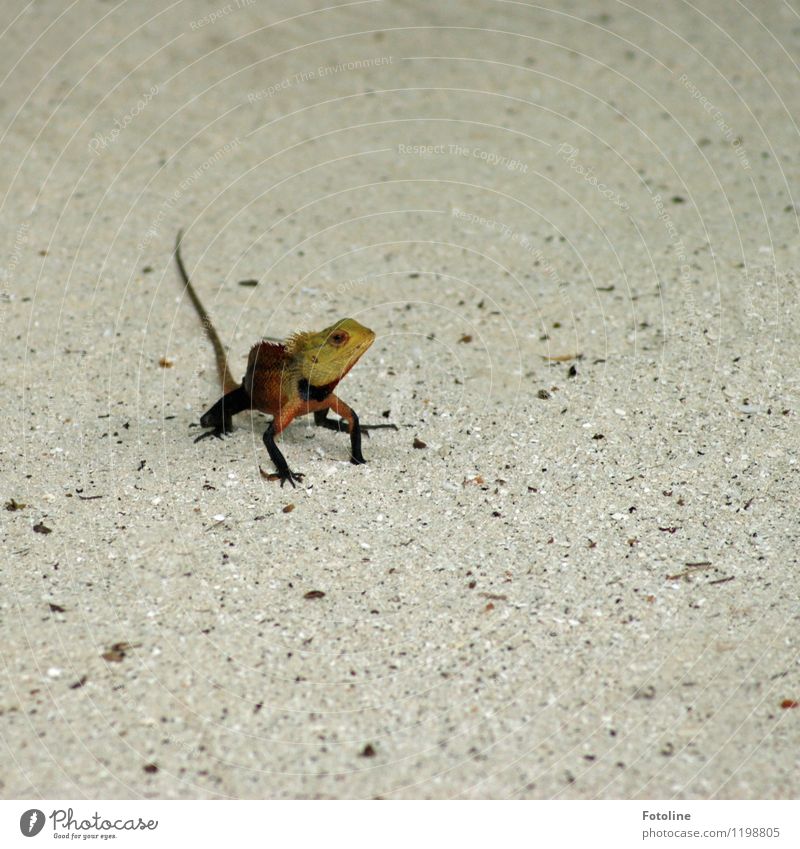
[174,230,396,486]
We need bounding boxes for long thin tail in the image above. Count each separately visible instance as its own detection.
[174,230,238,393]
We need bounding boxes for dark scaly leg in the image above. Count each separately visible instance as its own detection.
[195,385,251,442]
[313,409,399,439]
[262,421,305,488]
[347,408,366,465]
[318,396,375,465]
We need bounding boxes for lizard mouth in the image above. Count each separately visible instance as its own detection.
[356,338,374,360]
[341,334,375,374]
[351,332,375,358]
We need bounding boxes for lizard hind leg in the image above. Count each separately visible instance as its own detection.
[313,409,398,439]
[314,406,398,462]
[195,385,251,442]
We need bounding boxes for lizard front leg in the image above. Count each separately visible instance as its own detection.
[196,385,251,442]
[320,395,371,465]
[262,415,305,488]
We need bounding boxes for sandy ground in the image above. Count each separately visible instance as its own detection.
[1,0,798,800]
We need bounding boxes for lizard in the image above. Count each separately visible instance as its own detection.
[173,230,396,487]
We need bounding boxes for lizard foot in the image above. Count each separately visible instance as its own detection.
[359,423,399,439]
[194,427,231,443]
[260,466,305,488]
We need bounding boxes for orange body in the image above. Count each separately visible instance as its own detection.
[243,340,360,438]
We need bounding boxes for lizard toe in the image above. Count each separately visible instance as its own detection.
[278,470,305,488]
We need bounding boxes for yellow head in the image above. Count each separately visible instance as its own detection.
[288,318,376,386]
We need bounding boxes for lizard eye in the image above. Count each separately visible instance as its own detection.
[329,331,349,347]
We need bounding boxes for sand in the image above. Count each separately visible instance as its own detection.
[1,0,798,799]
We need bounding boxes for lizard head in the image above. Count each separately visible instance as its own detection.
[289,318,376,386]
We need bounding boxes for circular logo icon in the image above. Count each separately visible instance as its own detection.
[19,809,46,837]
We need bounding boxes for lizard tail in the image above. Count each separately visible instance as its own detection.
[174,230,238,394]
